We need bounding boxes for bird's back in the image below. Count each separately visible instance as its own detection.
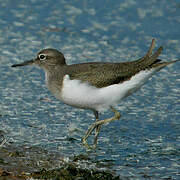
[64,46,167,88]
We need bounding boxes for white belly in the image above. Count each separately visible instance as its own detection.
[58,69,156,112]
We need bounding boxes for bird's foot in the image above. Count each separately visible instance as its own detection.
[81,138,94,149]
[82,108,121,149]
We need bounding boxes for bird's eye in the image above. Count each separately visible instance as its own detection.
[39,54,46,61]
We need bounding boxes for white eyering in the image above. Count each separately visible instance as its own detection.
[39,54,46,61]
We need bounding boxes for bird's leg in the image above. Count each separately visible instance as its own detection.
[82,107,121,147]
[81,110,100,148]
[93,110,100,148]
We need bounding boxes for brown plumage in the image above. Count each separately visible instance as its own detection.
[11,39,179,148]
[63,45,177,88]
[12,39,179,89]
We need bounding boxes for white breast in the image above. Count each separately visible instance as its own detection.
[59,69,156,112]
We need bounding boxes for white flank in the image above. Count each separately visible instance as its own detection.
[60,69,157,111]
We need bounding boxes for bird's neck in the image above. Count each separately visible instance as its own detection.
[44,65,65,95]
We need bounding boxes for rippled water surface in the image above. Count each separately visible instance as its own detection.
[0,0,180,179]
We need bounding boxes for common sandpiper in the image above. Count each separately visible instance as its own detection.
[11,39,179,148]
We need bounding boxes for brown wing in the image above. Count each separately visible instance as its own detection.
[64,39,173,88]
[66,62,138,88]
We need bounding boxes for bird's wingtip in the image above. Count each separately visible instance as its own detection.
[171,59,180,63]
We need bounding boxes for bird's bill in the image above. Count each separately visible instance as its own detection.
[11,59,35,67]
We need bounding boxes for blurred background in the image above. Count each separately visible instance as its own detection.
[0,0,179,179]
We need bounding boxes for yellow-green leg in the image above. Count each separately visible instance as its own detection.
[93,110,101,148]
[82,107,121,148]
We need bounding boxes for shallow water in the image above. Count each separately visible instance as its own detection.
[0,0,180,179]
